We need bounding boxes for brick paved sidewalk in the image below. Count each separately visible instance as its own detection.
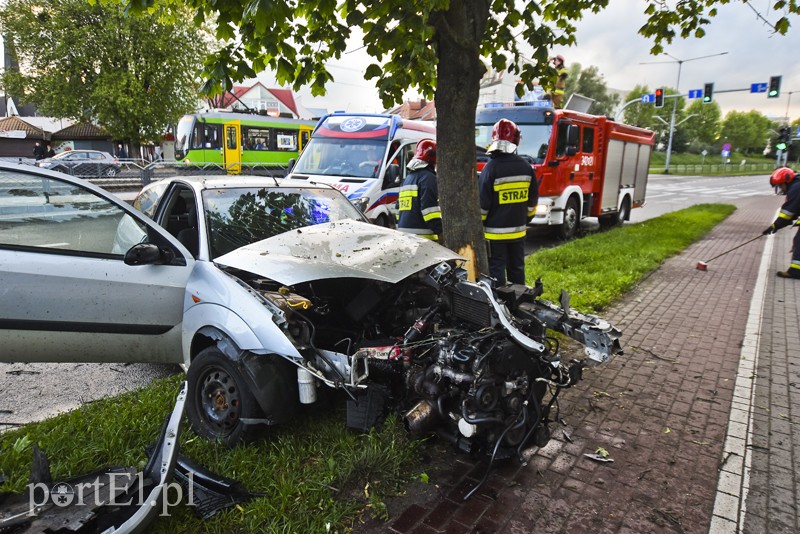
[358,195,789,534]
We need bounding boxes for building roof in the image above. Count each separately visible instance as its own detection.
[218,82,300,117]
[386,100,437,121]
[51,122,110,140]
[0,116,47,138]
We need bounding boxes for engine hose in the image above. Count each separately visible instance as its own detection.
[290,308,356,402]
[461,400,504,425]
[515,390,544,461]
[463,402,528,502]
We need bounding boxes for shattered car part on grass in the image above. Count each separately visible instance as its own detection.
[0,382,259,533]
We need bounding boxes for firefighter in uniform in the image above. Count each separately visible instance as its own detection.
[479,119,538,285]
[763,166,800,279]
[397,139,441,241]
[550,55,568,109]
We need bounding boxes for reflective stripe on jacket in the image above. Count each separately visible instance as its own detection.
[479,152,538,241]
[772,177,800,231]
[397,166,441,240]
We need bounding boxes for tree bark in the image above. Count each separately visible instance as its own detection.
[432,0,490,279]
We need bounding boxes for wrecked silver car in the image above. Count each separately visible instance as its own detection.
[1,168,621,463]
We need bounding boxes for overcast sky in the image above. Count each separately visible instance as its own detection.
[259,1,798,122]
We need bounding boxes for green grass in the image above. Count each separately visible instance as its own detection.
[0,203,737,532]
[525,203,735,313]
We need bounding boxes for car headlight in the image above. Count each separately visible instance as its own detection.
[534,204,550,215]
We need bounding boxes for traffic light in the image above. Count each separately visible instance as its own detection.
[654,88,664,108]
[776,126,792,151]
[768,75,782,98]
[703,83,714,104]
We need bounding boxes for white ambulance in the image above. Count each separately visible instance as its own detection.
[286,113,436,227]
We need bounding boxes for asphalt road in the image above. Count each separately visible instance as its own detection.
[0,173,773,430]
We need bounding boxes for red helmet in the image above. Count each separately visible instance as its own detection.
[488,119,521,153]
[414,139,436,166]
[770,166,796,187]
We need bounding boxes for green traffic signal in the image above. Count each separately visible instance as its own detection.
[768,75,781,98]
[703,83,714,104]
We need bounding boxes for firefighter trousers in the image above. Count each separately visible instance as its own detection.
[488,239,526,285]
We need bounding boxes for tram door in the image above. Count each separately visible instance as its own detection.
[299,126,313,152]
[223,121,241,174]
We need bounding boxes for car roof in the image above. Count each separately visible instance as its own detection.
[148,174,339,192]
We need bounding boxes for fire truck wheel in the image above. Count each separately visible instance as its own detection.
[557,197,580,240]
[599,197,630,229]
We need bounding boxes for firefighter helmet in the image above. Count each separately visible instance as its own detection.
[770,166,796,187]
[413,139,437,166]
[487,119,521,153]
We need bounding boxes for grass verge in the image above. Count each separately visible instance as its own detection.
[0,203,736,532]
[525,203,736,312]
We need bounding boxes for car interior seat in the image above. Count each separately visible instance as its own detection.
[176,208,198,257]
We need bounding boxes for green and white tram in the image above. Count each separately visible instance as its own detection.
[174,112,316,174]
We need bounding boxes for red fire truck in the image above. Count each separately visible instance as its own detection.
[476,102,655,239]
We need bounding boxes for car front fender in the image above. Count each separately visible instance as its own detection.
[182,302,302,366]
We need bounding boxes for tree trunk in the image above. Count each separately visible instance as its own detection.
[433,1,490,279]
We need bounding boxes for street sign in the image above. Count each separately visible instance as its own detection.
[641,94,655,104]
[688,89,703,99]
[722,143,732,151]
[751,83,767,93]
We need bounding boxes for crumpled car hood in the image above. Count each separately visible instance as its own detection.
[215,219,463,286]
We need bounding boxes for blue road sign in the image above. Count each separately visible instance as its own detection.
[751,83,768,93]
[641,94,655,104]
[688,89,703,99]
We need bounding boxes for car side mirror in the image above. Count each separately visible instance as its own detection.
[125,243,176,266]
[384,163,400,186]
[287,158,296,174]
[566,146,577,156]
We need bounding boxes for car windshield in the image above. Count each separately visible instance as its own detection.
[202,186,364,259]
[475,123,553,162]
[292,138,387,178]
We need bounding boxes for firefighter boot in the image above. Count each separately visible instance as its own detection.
[776,269,800,279]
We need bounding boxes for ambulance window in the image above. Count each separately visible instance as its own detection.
[582,128,595,153]
[400,143,415,181]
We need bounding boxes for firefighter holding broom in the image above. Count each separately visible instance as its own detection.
[763,166,800,279]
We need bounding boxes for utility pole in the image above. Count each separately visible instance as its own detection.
[641,51,728,173]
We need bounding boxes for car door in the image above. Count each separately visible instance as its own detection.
[0,165,193,364]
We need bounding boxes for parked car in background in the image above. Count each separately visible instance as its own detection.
[1,163,622,463]
[35,149,121,178]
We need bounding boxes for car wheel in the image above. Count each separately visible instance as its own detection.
[556,196,580,240]
[104,166,118,177]
[374,213,395,229]
[598,197,630,229]
[186,346,262,446]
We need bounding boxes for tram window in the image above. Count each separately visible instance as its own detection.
[202,124,222,150]
[242,127,271,151]
[191,123,204,150]
[275,129,298,151]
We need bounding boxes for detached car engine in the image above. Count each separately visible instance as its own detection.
[240,260,622,463]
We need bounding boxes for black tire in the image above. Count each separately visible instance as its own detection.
[556,196,580,240]
[598,197,630,229]
[374,213,395,229]
[104,166,118,177]
[186,346,263,446]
